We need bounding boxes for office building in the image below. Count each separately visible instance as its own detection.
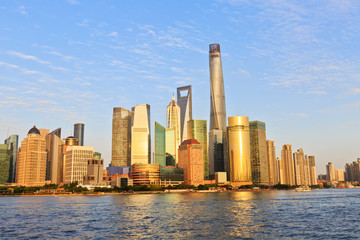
[293,149,305,186]
[303,154,311,186]
[64,146,93,185]
[277,157,285,184]
[166,95,181,163]
[165,128,176,166]
[326,162,336,182]
[178,139,204,186]
[84,153,106,186]
[154,122,166,167]
[187,119,208,179]
[307,155,317,185]
[4,135,18,183]
[0,144,10,184]
[227,116,252,184]
[16,126,47,186]
[335,169,345,182]
[249,121,268,185]
[160,166,184,186]
[111,107,131,167]
[74,123,85,146]
[130,163,160,185]
[266,140,278,186]
[177,85,192,143]
[131,104,151,165]
[281,144,295,185]
[209,129,225,178]
[45,128,64,185]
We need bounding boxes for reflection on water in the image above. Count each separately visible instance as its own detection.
[1,189,360,239]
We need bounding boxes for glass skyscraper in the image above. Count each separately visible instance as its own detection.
[0,144,10,184]
[4,134,18,183]
[154,122,166,167]
[112,107,131,167]
[74,123,85,146]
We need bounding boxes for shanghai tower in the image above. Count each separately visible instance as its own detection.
[208,43,227,179]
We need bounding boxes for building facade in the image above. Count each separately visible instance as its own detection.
[208,129,225,178]
[266,140,278,186]
[326,162,336,182]
[0,144,10,184]
[74,123,85,146]
[187,119,208,179]
[84,153,106,186]
[46,128,64,185]
[166,95,181,163]
[4,135,18,183]
[130,163,160,185]
[177,85,192,143]
[111,107,131,167]
[154,122,166,167]
[64,146,93,185]
[281,144,295,185]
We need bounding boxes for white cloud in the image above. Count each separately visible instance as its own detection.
[8,51,50,65]
[18,6,27,15]
[108,32,119,37]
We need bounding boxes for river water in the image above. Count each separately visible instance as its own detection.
[1,189,359,239]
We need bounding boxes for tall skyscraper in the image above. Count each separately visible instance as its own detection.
[45,128,64,185]
[111,107,131,167]
[293,149,305,186]
[166,95,181,163]
[335,169,345,182]
[0,144,10,184]
[249,121,268,185]
[208,129,225,177]
[154,122,166,167]
[266,140,278,186]
[131,104,151,165]
[165,128,176,166]
[4,134,18,183]
[227,116,252,184]
[326,162,336,181]
[74,123,85,146]
[187,119,208,179]
[177,85,192,143]
[281,144,295,185]
[303,154,311,186]
[64,146,93,185]
[178,139,204,186]
[16,126,47,186]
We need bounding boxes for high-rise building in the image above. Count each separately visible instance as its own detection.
[4,134,18,183]
[166,95,181,163]
[74,123,85,146]
[131,104,151,165]
[84,153,106,186]
[266,140,278,186]
[335,169,345,182]
[45,128,64,185]
[187,119,208,179]
[0,144,10,184]
[281,144,295,185]
[227,116,252,184]
[293,149,305,186]
[16,126,47,186]
[178,139,204,186]
[303,154,311,186]
[345,163,353,182]
[165,128,176,166]
[326,162,336,182]
[249,121,268,185]
[277,157,285,184]
[154,122,166,167]
[111,107,131,167]
[64,146,93,185]
[208,129,225,178]
[177,85,192,143]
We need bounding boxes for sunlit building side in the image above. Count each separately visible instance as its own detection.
[266,140,278,186]
[177,85,192,143]
[0,144,10,184]
[167,95,181,163]
[64,146,93,185]
[154,122,166,167]
[281,144,295,185]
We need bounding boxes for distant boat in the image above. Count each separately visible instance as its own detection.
[295,186,311,192]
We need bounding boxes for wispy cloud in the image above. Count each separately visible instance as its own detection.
[339,88,360,97]
[8,51,50,65]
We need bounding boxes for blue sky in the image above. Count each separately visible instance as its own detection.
[1,0,360,174]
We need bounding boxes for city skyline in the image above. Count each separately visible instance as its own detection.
[1,1,360,173]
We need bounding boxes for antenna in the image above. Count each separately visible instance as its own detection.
[211,34,216,43]
[7,127,9,138]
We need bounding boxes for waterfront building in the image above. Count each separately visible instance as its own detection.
[130,163,160,185]
[335,169,345,182]
[45,128,64,185]
[277,157,284,184]
[303,154,311,186]
[178,139,204,186]
[293,149,305,186]
[187,119,208,179]
[154,122,166,167]
[84,153,106,186]
[177,85,192,143]
[64,146,93,185]
[62,136,79,183]
[165,128,176,166]
[106,166,131,176]
[131,104,151,165]
[74,123,85,146]
[16,126,47,186]
[227,116,252,184]
[326,162,336,182]
[208,129,225,178]
[166,95,181,163]
[249,121,268,185]
[266,140,278,186]
[160,166,184,186]
[4,135,18,183]
[345,163,353,182]
[111,107,131,167]
[281,144,295,185]
[0,144,10,184]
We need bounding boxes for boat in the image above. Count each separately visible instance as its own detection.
[295,186,311,192]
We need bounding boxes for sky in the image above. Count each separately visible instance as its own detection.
[1,0,360,174]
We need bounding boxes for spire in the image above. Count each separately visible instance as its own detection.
[172,92,175,101]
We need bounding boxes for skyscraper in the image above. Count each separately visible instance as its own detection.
[335,169,345,182]
[165,128,176,166]
[227,116,252,184]
[293,149,305,186]
[187,119,208,179]
[177,85,192,143]
[16,126,47,186]
[0,144,10,184]
[166,95,181,163]
[326,162,336,181]
[112,107,131,167]
[281,144,295,185]
[64,146,93,185]
[154,122,166,167]
[266,140,278,186]
[208,129,225,177]
[308,156,317,185]
[4,134,18,183]
[131,104,151,165]
[74,123,85,146]
[249,121,268,185]
[45,128,64,185]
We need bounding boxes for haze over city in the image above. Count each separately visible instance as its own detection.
[1,0,360,173]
